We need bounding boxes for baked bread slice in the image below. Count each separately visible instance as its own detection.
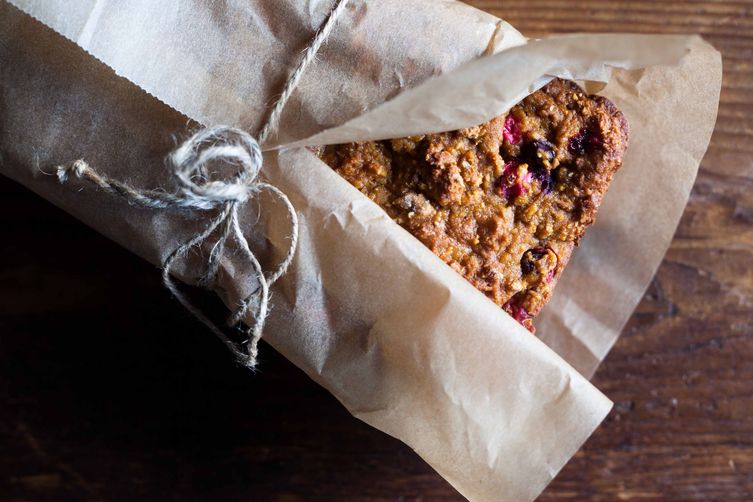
[321,78,629,331]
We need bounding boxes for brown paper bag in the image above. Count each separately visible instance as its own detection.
[0,0,721,499]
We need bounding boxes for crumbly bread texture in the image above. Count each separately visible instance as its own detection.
[321,79,629,331]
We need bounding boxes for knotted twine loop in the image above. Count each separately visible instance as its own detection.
[54,0,349,369]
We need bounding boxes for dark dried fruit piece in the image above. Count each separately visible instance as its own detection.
[521,246,549,274]
[533,139,555,163]
[518,140,555,195]
[568,127,603,155]
[496,160,533,201]
[530,163,552,194]
[520,246,559,285]
[503,114,523,145]
[503,295,533,331]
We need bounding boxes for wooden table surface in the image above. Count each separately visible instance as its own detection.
[2,1,752,500]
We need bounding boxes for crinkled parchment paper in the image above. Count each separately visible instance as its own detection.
[0,0,721,500]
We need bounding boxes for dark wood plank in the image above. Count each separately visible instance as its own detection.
[1,1,752,500]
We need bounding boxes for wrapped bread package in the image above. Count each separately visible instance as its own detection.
[0,0,721,500]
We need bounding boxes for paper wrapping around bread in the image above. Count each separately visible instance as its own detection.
[0,0,721,500]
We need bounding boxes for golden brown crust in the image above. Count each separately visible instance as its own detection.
[321,79,629,332]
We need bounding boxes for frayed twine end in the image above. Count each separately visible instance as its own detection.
[56,159,88,183]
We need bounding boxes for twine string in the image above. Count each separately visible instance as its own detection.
[54,0,347,369]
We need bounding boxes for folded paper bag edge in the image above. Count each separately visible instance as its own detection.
[6,0,210,130]
[286,33,697,148]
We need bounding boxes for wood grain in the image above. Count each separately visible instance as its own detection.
[1,1,752,500]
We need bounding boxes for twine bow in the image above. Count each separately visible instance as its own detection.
[57,127,297,368]
[54,0,349,369]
